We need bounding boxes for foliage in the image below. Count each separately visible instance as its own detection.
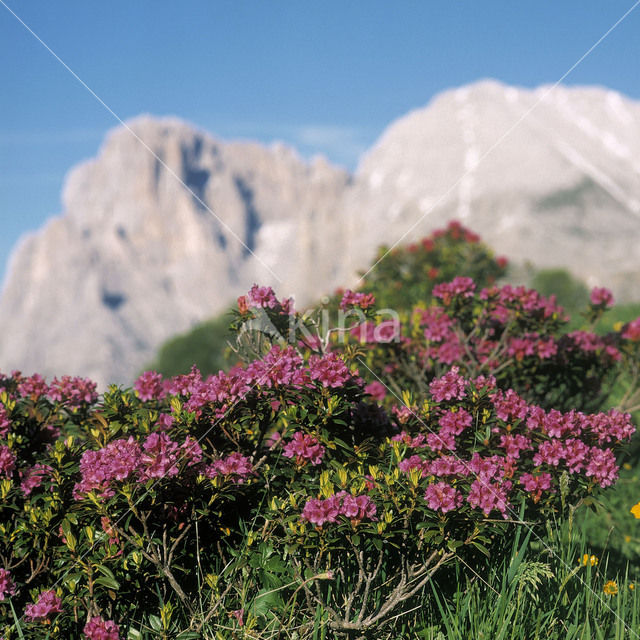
[3,223,640,638]
[350,220,509,312]
[146,311,236,378]
[1,274,640,639]
[530,268,590,324]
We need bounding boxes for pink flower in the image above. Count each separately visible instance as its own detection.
[419,307,453,342]
[139,433,181,479]
[0,405,9,438]
[248,284,279,309]
[301,496,341,526]
[365,381,387,402]
[435,337,465,365]
[283,432,325,466]
[0,445,16,477]
[533,440,565,467]
[398,454,429,477]
[49,375,98,407]
[83,616,122,640]
[181,436,203,465]
[519,472,553,502]
[0,568,16,601]
[246,346,307,389]
[438,408,472,435]
[433,277,476,304]
[427,455,470,477]
[231,609,245,627]
[24,589,63,621]
[73,437,142,499]
[562,438,590,473]
[472,375,497,391]
[392,431,427,448]
[426,430,457,451]
[134,371,166,401]
[623,317,640,341]
[585,447,618,488]
[468,453,503,481]
[590,287,614,308]
[308,353,354,388]
[205,453,254,483]
[17,373,49,399]
[508,336,537,361]
[154,413,174,431]
[467,478,512,518]
[429,367,467,402]
[492,389,528,422]
[424,481,463,513]
[537,338,558,359]
[498,434,532,459]
[350,320,399,343]
[301,491,377,526]
[20,463,52,496]
[339,290,376,311]
[392,404,415,425]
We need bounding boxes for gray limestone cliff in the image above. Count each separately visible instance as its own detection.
[0,116,350,386]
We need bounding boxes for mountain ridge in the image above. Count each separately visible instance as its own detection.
[2,80,640,386]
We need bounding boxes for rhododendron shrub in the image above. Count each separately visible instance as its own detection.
[355,220,509,311]
[348,277,629,414]
[0,281,638,638]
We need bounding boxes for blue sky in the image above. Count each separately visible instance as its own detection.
[1,0,640,286]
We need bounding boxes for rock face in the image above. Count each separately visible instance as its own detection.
[345,80,640,292]
[0,117,350,386]
[2,80,640,386]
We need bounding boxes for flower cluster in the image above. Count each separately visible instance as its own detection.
[432,276,476,304]
[134,370,166,401]
[135,346,359,418]
[239,284,295,315]
[73,434,202,499]
[339,289,376,311]
[48,375,98,407]
[283,432,325,466]
[424,481,463,513]
[623,317,640,342]
[0,404,9,438]
[393,371,635,518]
[83,616,122,640]
[7,371,97,407]
[23,589,63,621]
[350,320,399,344]
[0,445,16,477]
[205,452,255,483]
[20,462,52,496]
[0,568,15,601]
[301,491,378,526]
[590,287,614,308]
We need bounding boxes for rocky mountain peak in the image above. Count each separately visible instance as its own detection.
[2,81,640,387]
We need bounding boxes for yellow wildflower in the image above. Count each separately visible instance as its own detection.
[631,502,640,519]
[579,554,598,567]
[603,580,618,596]
[629,583,635,591]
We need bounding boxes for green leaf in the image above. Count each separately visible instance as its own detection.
[250,588,284,619]
[94,567,120,591]
[148,614,163,632]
